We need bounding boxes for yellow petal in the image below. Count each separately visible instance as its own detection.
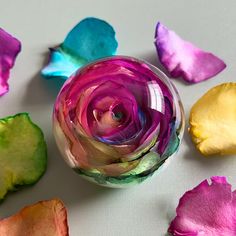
[0,199,69,236]
[189,83,236,156]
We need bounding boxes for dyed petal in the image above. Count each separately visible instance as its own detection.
[0,28,21,96]
[42,17,118,79]
[189,83,236,155]
[168,176,236,236]
[63,17,118,61]
[155,22,226,83]
[41,47,84,79]
[0,199,69,236]
[0,113,47,200]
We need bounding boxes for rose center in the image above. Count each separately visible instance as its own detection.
[112,111,123,121]
[91,100,129,136]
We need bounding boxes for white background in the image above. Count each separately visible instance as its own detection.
[0,1,236,235]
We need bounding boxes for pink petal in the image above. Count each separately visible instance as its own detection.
[0,28,21,96]
[168,176,236,236]
[155,22,226,83]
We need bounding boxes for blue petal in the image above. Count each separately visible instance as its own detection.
[63,17,118,61]
[41,48,85,79]
[41,17,118,80]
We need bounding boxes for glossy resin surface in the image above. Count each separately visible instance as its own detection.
[53,56,184,187]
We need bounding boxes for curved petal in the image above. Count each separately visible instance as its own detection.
[42,17,118,79]
[0,199,68,236]
[189,83,236,155]
[63,17,118,61]
[41,47,85,79]
[0,113,47,201]
[155,22,226,83]
[0,28,21,96]
[168,176,236,235]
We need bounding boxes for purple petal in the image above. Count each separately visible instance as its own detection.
[168,176,236,235]
[155,22,226,83]
[0,28,21,96]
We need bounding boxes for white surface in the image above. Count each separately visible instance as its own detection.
[0,1,236,235]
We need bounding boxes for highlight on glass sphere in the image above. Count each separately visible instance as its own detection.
[53,56,185,187]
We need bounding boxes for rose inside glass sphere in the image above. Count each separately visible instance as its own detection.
[53,56,184,187]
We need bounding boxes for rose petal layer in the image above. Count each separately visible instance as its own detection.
[0,199,69,236]
[42,17,118,79]
[0,28,21,96]
[168,176,236,236]
[189,83,236,155]
[155,22,226,83]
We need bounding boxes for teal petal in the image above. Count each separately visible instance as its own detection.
[42,17,118,79]
[41,48,85,80]
[63,17,118,61]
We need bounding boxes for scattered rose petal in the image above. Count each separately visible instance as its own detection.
[0,199,69,236]
[0,113,47,200]
[168,176,236,236]
[41,47,83,79]
[154,22,226,83]
[42,17,118,79]
[189,83,236,155]
[0,28,21,96]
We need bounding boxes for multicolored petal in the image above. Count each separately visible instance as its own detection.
[41,47,84,79]
[0,199,69,236]
[42,17,118,79]
[168,176,236,236]
[0,28,21,96]
[0,113,47,200]
[154,22,226,83]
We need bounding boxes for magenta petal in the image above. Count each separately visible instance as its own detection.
[155,22,226,83]
[0,28,21,96]
[168,176,236,236]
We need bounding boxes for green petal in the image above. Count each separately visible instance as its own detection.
[0,113,47,200]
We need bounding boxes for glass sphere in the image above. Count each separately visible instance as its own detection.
[53,56,185,187]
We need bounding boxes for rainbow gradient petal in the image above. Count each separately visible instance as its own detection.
[42,17,118,80]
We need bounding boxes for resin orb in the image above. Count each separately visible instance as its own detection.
[53,56,184,187]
